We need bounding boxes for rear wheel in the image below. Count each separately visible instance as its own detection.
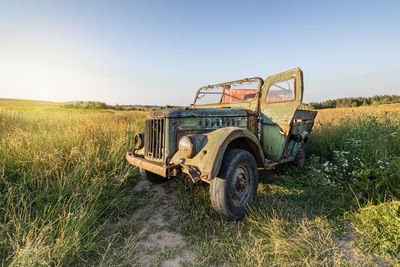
[210,149,258,220]
[139,168,167,184]
[294,141,306,167]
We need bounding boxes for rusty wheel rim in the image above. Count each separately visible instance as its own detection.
[229,162,252,207]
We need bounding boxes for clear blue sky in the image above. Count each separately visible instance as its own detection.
[1,0,399,105]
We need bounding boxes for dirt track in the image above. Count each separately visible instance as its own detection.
[131,179,195,266]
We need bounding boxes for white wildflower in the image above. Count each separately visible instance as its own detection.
[323,177,336,186]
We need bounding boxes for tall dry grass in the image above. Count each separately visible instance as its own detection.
[1,104,399,265]
[0,108,145,265]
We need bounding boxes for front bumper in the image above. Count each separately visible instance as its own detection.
[126,151,205,182]
[126,152,169,177]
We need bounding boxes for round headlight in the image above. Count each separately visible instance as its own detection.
[178,136,195,158]
[134,133,144,149]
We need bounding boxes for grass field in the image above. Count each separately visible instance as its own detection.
[0,98,63,107]
[0,101,399,266]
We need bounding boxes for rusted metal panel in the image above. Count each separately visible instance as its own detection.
[291,121,315,136]
[265,156,295,169]
[169,127,264,182]
[150,108,252,119]
[260,68,304,161]
[261,68,303,124]
[177,116,248,131]
[293,109,317,120]
[126,152,168,177]
[247,114,258,134]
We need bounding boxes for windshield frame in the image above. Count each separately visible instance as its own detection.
[192,77,263,106]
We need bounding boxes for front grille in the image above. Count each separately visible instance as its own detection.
[145,118,165,160]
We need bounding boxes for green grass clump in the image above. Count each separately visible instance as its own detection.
[348,201,400,261]
[308,110,400,202]
[170,171,355,266]
[0,108,145,265]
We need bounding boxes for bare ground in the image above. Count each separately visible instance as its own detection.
[104,171,389,266]
[332,224,388,266]
[131,179,196,267]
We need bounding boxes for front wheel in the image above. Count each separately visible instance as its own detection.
[139,168,167,184]
[210,149,258,220]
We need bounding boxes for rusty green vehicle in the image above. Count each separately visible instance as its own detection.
[126,68,317,220]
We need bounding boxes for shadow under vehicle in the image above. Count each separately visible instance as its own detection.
[127,68,317,220]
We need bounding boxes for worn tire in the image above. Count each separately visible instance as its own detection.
[210,149,258,220]
[139,168,167,184]
[294,142,306,167]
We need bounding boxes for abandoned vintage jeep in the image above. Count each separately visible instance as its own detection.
[126,68,317,220]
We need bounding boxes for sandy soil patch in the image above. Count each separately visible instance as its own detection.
[131,179,195,267]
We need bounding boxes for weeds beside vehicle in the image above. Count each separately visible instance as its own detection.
[0,108,144,266]
[0,104,399,266]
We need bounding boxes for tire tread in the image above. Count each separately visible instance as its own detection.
[210,149,258,220]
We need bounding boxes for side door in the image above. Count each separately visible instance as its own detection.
[260,68,303,161]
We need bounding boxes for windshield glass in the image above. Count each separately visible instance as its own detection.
[194,78,262,105]
[265,78,295,103]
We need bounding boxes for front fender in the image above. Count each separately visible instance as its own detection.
[170,127,264,182]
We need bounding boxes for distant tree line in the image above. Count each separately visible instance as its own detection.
[125,106,146,111]
[63,101,109,109]
[63,101,174,111]
[62,101,129,110]
[302,95,400,110]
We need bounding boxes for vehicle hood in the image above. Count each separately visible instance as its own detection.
[148,108,254,119]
